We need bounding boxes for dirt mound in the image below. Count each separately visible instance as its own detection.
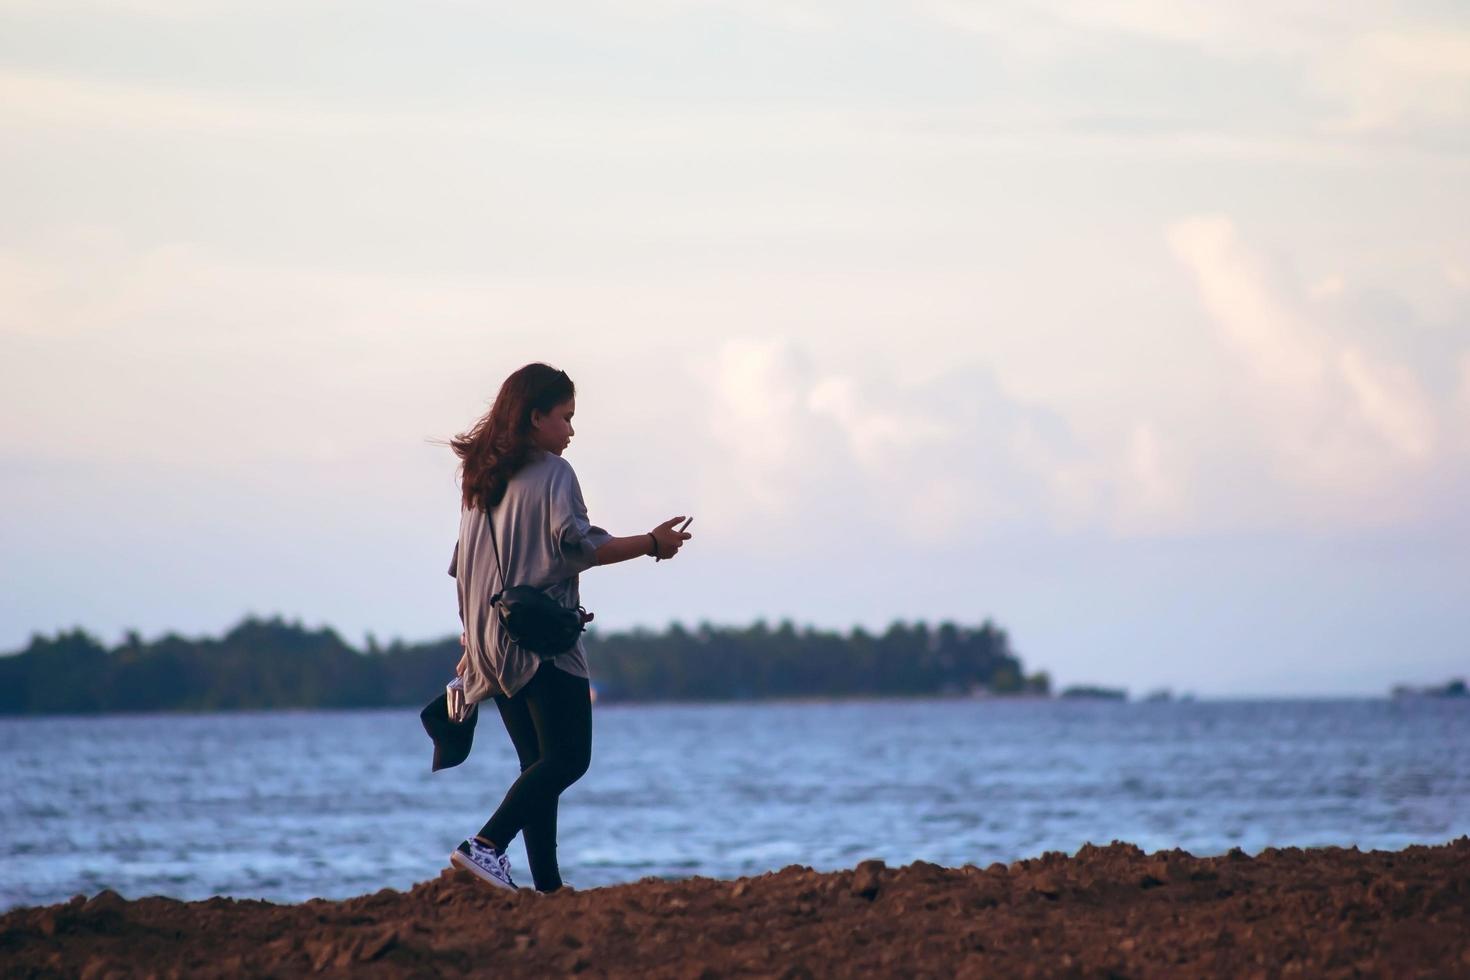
[3,839,1468,978]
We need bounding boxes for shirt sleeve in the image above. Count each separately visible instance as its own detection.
[447,540,459,578]
[549,460,613,575]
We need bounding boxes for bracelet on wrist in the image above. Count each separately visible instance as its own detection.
[647,532,658,558]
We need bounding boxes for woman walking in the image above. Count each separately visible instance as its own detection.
[445,363,693,893]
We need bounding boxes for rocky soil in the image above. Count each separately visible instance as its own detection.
[3,838,1468,978]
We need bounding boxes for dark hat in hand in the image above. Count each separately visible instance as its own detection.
[420,692,478,772]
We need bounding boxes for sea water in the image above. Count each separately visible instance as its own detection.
[2,698,1466,911]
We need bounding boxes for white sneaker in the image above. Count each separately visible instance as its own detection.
[450,838,517,891]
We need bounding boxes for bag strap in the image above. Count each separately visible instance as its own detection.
[487,501,586,621]
[483,508,516,661]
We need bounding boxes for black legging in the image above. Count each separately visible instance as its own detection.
[478,661,592,892]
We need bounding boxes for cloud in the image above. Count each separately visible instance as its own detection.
[1166,216,1327,391]
[806,375,951,469]
[657,217,1466,545]
[6,218,1461,557]
[1118,422,1188,530]
[1167,215,1443,515]
[696,337,1198,545]
[701,338,824,513]
[692,255,1461,545]
[1336,346,1435,459]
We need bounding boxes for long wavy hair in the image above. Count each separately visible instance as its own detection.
[452,363,575,512]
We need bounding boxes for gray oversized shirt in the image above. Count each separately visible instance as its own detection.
[448,451,612,703]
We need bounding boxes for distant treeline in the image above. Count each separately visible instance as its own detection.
[0,616,1053,715]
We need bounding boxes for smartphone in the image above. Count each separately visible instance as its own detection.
[656,517,693,562]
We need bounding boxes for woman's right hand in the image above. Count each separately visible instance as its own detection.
[651,515,693,560]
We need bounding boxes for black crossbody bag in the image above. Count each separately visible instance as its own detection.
[488,517,589,659]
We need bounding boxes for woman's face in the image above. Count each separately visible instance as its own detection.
[531,397,575,456]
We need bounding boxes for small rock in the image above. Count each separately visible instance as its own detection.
[1030,875,1061,899]
[35,910,60,937]
[264,936,299,957]
[331,937,368,970]
[83,890,125,915]
[308,940,338,972]
[359,928,399,962]
[79,956,114,980]
[852,860,886,900]
[731,881,748,898]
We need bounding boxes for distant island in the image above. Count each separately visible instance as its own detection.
[1057,685,1128,701]
[1390,679,1467,700]
[0,616,1077,715]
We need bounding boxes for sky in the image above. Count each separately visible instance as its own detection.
[2,1,1468,696]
